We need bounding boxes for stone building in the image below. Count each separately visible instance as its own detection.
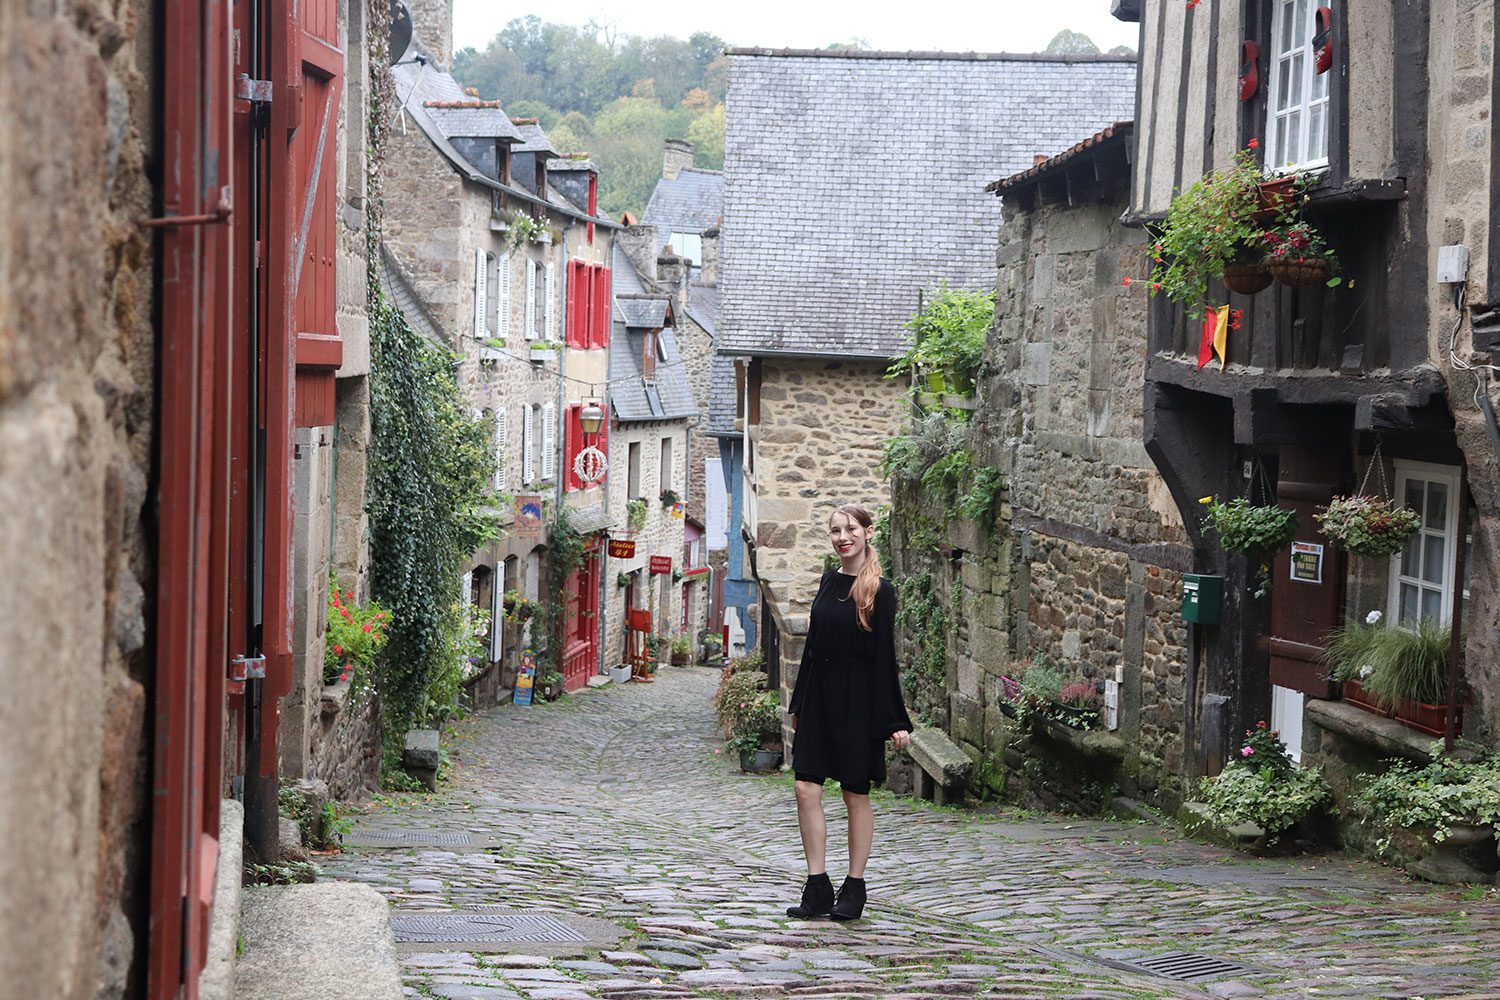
[719,48,1137,702]
[383,6,618,694]
[885,123,1194,811]
[603,251,697,666]
[1121,0,1500,804]
[0,0,382,996]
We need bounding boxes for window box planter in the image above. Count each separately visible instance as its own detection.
[1394,698,1462,738]
[479,345,504,363]
[1265,255,1333,287]
[1222,260,1273,295]
[608,663,632,685]
[489,216,510,233]
[1341,677,1392,718]
[537,678,564,702]
[528,346,557,364]
[670,651,690,666]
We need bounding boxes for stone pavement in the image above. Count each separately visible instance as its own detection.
[319,668,1500,1000]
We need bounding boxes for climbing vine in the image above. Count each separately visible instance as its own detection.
[532,506,587,679]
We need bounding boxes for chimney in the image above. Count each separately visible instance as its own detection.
[656,251,690,311]
[617,224,659,283]
[405,0,454,69]
[663,138,695,180]
[699,226,720,286]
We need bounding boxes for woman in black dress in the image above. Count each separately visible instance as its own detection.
[786,503,913,921]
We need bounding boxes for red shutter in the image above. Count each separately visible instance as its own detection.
[290,0,344,428]
[593,266,612,348]
[565,259,585,348]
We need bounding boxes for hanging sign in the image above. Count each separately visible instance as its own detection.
[513,649,537,706]
[670,501,685,519]
[649,555,672,575]
[608,538,636,559]
[514,495,544,538]
[1290,541,1324,584]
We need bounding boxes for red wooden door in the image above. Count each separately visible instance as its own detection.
[561,544,601,690]
[1269,446,1346,697]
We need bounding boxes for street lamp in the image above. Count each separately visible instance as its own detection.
[579,399,605,436]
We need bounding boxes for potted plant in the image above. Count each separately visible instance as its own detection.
[886,283,995,402]
[659,488,680,508]
[323,580,392,686]
[616,571,631,589]
[1149,143,1268,308]
[1050,680,1102,731]
[528,341,560,364]
[731,690,785,773]
[505,597,536,623]
[608,662,632,685]
[1199,494,1299,597]
[1316,495,1422,558]
[1198,722,1333,846]
[626,498,647,532]
[501,589,519,612]
[536,669,565,701]
[1352,750,1500,882]
[1325,614,1460,736]
[505,211,547,251]
[702,632,724,662]
[1261,218,1342,288]
[670,634,691,666]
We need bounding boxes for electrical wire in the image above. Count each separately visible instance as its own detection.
[1443,283,1500,412]
[476,336,724,394]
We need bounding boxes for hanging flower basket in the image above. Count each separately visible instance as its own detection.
[1316,495,1422,558]
[1255,177,1298,220]
[1265,254,1333,287]
[1222,260,1273,295]
[1200,496,1299,557]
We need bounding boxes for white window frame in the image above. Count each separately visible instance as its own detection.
[540,401,556,481]
[1264,0,1330,172]
[1387,461,1462,626]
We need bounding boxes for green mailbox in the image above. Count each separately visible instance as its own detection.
[1181,573,1223,625]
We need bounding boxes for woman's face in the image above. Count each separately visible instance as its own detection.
[828,511,870,563]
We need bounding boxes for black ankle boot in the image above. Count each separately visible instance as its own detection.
[786,872,835,918]
[830,876,866,921]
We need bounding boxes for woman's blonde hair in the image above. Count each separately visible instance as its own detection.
[831,504,882,632]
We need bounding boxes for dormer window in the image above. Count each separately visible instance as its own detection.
[1264,0,1330,172]
[641,331,658,380]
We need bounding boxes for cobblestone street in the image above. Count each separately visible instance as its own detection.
[321,670,1500,1000]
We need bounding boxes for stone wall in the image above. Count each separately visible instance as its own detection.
[747,358,908,699]
[0,2,156,997]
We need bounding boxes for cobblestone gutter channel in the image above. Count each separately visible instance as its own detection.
[317,669,1500,999]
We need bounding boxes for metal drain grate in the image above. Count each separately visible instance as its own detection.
[345,829,474,846]
[1126,952,1249,982]
[391,911,588,944]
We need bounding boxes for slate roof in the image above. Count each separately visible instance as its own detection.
[616,294,672,329]
[423,102,522,141]
[641,168,724,258]
[511,121,561,157]
[609,247,697,423]
[719,50,1136,358]
[707,353,738,437]
[391,33,618,230]
[378,244,448,348]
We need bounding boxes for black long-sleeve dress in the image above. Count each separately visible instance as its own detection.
[789,570,914,787]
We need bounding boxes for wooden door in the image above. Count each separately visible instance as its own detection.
[1269,445,1346,697]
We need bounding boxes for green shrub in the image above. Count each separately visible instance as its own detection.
[1198,722,1332,839]
[1353,749,1500,853]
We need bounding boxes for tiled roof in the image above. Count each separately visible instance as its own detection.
[378,244,448,349]
[719,51,1136,358]
[511,121,561,157]
[641,168,724,257]
[986,121,1134,193]
[609,248,697,423]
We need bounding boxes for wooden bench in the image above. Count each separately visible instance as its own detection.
[907,727,973,805]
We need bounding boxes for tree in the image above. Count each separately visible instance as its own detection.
[687,104,725,170]
[592,97,670,217]
[1044,30,1101,55]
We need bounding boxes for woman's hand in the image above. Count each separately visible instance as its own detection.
[890,730,910,750]
[791,713,798,731]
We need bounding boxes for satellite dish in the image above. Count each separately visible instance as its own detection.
[388,1,413,64]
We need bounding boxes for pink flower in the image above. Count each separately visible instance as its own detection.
[1241,746,1254,757]
[1122,276,1133,286]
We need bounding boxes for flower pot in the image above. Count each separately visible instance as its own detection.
[1409,823,1494,884]
[670,652,690,666]
[738,748,783,773]
[528,347,557,364]
[538,680,563,701]
[924,371,947,393]
[1264,255,1332,287]
[1255,177,1297,219]
[1222,261,1273,295]
[609,664,632,684]
[1394,698,1461,738]
[1341,678,1392,718]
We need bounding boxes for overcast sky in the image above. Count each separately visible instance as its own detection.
[452,0,1141,56]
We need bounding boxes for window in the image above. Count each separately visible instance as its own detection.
[563,402,606,493]
[627,441,642,499]
[641,331,657,380]
[669,232,703,267]
[659,437,674,494]
[544,262,557,342]
[533,261,547,340]
[1387,462,1464,626]
[1265,0,1330,171]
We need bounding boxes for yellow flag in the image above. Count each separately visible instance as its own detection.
[1212,305,1229,370]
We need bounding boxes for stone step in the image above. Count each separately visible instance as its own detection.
[236,882,403,1000]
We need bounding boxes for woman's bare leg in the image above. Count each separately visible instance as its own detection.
[794,780,828,873]
[844,789,873,878]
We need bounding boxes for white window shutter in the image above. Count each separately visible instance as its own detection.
[461,570,473,605]
[473,249,487,338]
[540,402,556,480]
[544,262,557,342]
[497,254,512,340]
[522,405,535,484]
[494,409,508,491]
[489,561,505,661]
[524,258,538,341]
